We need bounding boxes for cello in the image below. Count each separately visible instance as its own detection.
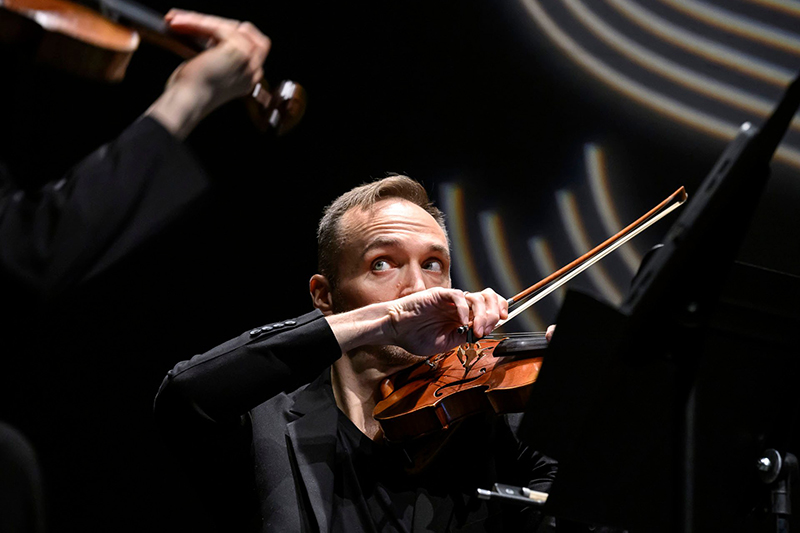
[374,186,688,442]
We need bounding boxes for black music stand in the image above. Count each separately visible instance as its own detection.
[516,71,800,533]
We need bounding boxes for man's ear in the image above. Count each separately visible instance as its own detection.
[309,274,335,315]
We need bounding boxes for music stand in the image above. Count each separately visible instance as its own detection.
[517,71,800,532]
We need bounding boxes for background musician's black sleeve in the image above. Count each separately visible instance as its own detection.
[0,115,211,533]
[0,115,209,298]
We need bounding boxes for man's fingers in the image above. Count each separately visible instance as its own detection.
[244,34,270,80]
[448,290,471,330]
[463,289,506,338]
[166,10,241,41]
[166,11,270,58]
[482,290,506,324]
[248,53,266,86]
[167,12,270,90]
[237,21,271,56]
[466,293,487,337]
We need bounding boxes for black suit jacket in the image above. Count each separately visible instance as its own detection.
[156,310,557,532]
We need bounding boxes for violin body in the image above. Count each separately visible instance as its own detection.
[374,336,546,442]
[0,0,138,81]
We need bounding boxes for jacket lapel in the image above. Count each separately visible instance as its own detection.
[286,369,339,533]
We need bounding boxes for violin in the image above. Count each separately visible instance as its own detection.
[0,0,306,135]
[375,333,548,442]
[374,187,689,442]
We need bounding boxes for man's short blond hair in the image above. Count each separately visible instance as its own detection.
[317,174,447,288]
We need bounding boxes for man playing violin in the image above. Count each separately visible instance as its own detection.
[155,175,559,532]
[0,10,272,533]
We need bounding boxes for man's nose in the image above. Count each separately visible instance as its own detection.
[399,265,428,296]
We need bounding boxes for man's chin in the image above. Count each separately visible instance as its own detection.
[331,299,427,369]
[369,345,427,369]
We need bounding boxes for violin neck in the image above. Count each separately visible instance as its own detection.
[94,0,205,58]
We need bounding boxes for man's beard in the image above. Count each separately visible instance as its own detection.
[360,344,425,368]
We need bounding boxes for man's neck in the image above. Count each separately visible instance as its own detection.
[331,351,408,440]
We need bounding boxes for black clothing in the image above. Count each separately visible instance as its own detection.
[332,411,417,532]
[0,422,46,533]
[332,406,555,533]
[0,116,210,532]
[155,309,558,532]
[0,116,209,298]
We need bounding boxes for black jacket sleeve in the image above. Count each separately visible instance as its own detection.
[152,309,342,530]
[154,309,341,431]
[0,116,209,297]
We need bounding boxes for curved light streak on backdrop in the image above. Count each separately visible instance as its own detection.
[528,237,565,306]
[584,143,642,274]
[561,0,800,132]
[440,183,483,292]
[606,0,794,86]
[661,0,800,54]
[439,144,642,329]
[556,190,625,305]
[749,0,800,18]
[479,212,546,331]
[518,0,800,169]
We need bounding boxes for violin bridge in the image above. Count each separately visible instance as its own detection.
[456,342,484,371]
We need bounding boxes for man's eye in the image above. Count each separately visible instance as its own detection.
[424,260,443,273]
[372,260,390,271]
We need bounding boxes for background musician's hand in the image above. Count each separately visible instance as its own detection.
[145,10,271,139]
[326,287,508,357]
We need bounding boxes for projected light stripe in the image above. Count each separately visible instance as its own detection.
[661,0,800,55]
[750,0,800,17]
[607,0,794,86]
[439,183,483,292]
[556,190,625,305]
[518,0,800,169]
[520,0,733,137]
[563,0,800,130]
[584,144,642,274]
[479,212,545,331]
[528,236,566,305]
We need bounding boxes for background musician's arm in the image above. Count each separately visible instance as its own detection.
[0,10,271,296]
[144,9,270,140]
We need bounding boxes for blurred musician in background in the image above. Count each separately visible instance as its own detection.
[0,9,271,533]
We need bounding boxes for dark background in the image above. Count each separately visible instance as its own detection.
[3,0,800,531]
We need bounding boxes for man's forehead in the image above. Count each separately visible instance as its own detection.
[341,199,439,229]
[339,199,448,248]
